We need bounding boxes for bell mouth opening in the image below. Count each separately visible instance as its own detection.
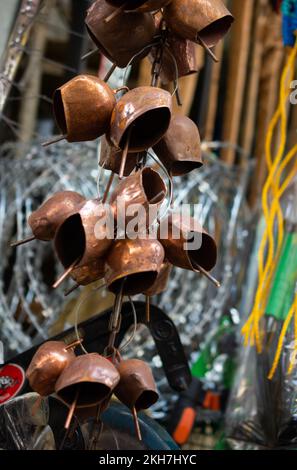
[171,160,203,177]
[53,90,67,136]
[85,25,114,63]
[55,214,85,268]
[135,390,159,410]
[58,382,110,408]
[107,0,146,8]
[187,233,217,272]
[120,107,171,152]
[197,16,234,47]
[141,168,166,204]
[110,271,158,295]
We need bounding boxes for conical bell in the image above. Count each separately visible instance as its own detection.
[106,0,171,11]
[28,191,85,242]
[108,86,172,152]
[100,136,138,177]
[158,213,217,273]
[105,238,165,295]
[110,167,167,229]
[153,115,202,176]
[163,0,234,47]
[143,260,172,296]
[115,359,159,411]
[149,35,198,85]
[54,199,112,285]
[26,341,76,397]
[55,353,120,408]
[53,74,116,142]
[85,0,156,69]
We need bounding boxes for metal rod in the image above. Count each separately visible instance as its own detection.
[65,389,79,430]
[81,47,98,61]
[42,134,66,147]
[192,261,221,287]
[103,62,117,82]
[103,4,126,24]
[132,406,142,441]
[64,283,80,297]
[11,235,36,247]
[52,257,80,289]
[102,172,115,203]
[145,295,150,324]
[197,36,219,63]
[119,127,132,180]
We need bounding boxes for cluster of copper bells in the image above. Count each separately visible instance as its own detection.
[26,342,158,439]
[84,0,234,83]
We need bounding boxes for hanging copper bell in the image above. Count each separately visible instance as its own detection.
[149,35,198,85]
[53,74,116,142]
[26,341,76,397]
[158,213,217,272]
[108,86,172,153]
[106,0,171,12]
[54,199,112,285]
[153,114,202,176]
[109,167,167,229]
[27,191,85,242]
[85,0,156,69]
[143,260,172,296]
[55,353,120,408]
[163,0,234,47]
[105,238,165,295]
[114,359,159,411]
[100,136,139,177]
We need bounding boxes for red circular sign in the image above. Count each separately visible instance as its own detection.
[0,364,25,405]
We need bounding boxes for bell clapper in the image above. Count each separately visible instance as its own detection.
[132,406,142,441]
[197,36,219,63]
[103,62,117,82]
[103,4,127,24]
[11,235,36,248]
[192,261,221,288]
[106,279,125,360]
[81,48,98,61]
[42,134,67,148]
[52,257,81,289]
[65,338,83,350]
[65,389,79,430]
[102,172,115,204]
[119,126,133,180]
[145,295,150,324]
[64,283,80,297]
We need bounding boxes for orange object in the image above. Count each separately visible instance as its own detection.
[172,407,197,445]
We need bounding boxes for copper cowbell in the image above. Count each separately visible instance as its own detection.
[85,0,156,68]
[108,86,172,152]
[143,260,172,296]
[104,238,165,295]
[28,191,85,242]
[153,114,202,176]
[26,341,76,397]
[163,0,234,47]
[53,74,116,142]
[55,353,120,408]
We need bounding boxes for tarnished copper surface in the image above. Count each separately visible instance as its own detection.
[163,0,234,47]
[149,36,198,85]
[158,213,217,272]
[55,353,120,408]
[153,115,202,176]
[115,359,159,411]
[28,191,85,241]
[105,238,165,295]
[53,74,116,142]
[108,86,172,152]
[85,0,156,69]
[54,199,112,284]
[143,260,172,296]
[26,341,76,397]
[110,167,166,228]
[100,135,138,177]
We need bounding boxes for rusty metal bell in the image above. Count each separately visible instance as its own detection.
[143,260,172,296]
[54,199,112,285]
[100,136,138,177]
[158,213,217,273]
[110,167,167,229]
[55,353,120,408]
[105,238,165,295]
[53,74,116,142]
[106,0,170,11]
[26,341,76,397]
[85,0,156,69]
[149,35,198,85]
[163,0,234,47]
[114,359,159,411]
[28,191,85,242]
[108,86,172,152]
[153,114,202,176]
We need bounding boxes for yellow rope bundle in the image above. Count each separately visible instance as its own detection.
[242,36,297,378]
